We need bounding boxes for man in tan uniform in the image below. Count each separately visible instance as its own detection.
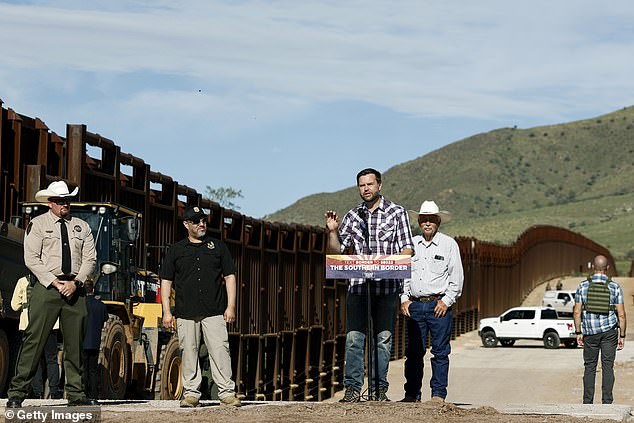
[6,180,97,408]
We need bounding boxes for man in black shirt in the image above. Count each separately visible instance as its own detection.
[160,206,241,407]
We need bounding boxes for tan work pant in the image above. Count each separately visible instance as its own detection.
[176,315,236,400]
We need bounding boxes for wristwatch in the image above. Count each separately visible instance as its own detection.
[575,331,582,335]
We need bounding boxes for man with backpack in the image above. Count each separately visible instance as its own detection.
[573,255,626,404]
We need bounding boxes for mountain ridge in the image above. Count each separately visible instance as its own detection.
[267,106,634,273]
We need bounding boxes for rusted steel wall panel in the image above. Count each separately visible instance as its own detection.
[295,251,311,328]
[240,247,262,335]
[279,225,296,332]
[292,329,309,400]
[262,222,280,334]
[304,326,322,401]
[279,250,296,332]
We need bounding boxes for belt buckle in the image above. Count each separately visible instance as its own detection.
[419,295,438,303]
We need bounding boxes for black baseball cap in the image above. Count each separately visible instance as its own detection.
[183,206,207,222]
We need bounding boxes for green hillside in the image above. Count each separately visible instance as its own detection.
[267,106,634,274]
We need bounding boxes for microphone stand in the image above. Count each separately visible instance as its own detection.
[365,275,375,399]
[363,211,380,400]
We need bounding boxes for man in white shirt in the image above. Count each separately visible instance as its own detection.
[399,201,463,404]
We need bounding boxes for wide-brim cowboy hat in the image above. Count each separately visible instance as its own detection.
[34,181,79,203]
[408,200,451,223]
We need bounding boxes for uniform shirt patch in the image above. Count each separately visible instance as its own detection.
[74,225,82,232]
[207,241,215,250]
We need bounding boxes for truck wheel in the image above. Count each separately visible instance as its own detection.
[99,315,130,399]
[0,329,9,395]
[500,339,515,347]
[563,339,578,348]
[481,330,498,348]
[155,335,182,400]
[543,332,560,349]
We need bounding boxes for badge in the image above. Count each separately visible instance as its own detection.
[207,241,215,250]
[74,225,82,232]
[194,206,201,213]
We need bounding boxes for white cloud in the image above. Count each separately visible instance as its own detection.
[2,0,634,216]
[2,0,633,122]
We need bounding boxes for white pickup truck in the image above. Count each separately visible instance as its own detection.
[478,306,577,349]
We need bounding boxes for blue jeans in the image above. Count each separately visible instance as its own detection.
[344,292,398,392]
[583,328,618,404]
[404,300,453,399]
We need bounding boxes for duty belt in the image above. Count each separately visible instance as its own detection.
[56,275,76,281]
[409,294,441,303]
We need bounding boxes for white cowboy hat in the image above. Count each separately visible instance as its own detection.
[34,181,79,203]
[408,200,451,223]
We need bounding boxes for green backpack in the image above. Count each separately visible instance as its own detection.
[584,277,613,315]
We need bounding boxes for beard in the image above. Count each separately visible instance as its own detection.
[360,191,379,204]
[193,228,206,239]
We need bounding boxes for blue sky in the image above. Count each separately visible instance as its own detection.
[1,1,633,218]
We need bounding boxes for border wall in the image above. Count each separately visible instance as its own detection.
[0,98,614,400]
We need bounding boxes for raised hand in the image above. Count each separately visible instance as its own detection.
[324,210,339,232]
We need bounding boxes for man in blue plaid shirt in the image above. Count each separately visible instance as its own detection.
[325,168,413,403]
[573,255,626,404]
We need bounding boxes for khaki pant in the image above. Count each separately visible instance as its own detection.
[177,315,235,400]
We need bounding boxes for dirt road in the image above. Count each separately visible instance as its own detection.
[327,277,634,407]
[100,276,634,421]
[7,277,634,422]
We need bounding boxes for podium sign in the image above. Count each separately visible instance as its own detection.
[326,255,411,279]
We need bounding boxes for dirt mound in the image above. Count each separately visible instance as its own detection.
[100,402,611,423]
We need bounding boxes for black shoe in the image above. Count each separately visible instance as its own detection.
[6,397,23,408]
[339,386,361,403]
[369,387,390,401]
[399,395,420,403]
[68,398,99,406]
[50,392,63,400]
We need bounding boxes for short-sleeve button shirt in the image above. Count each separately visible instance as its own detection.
[24,210,96,287]
[160,236,236,319]
[575,274,624,335]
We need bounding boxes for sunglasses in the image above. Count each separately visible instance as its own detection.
[186,218,207,225]
[50,198,71,205]
[418,215,440,224]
